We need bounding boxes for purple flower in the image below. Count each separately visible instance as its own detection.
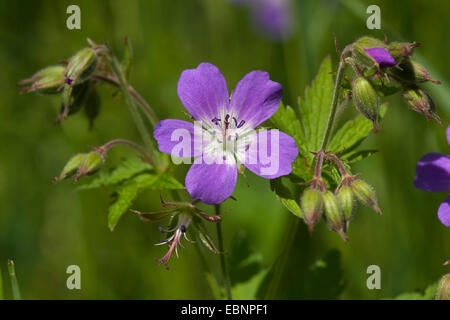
[414,125,450,226]
[154,63,298,205]
[364,48,396,68]
[230,0,293,41]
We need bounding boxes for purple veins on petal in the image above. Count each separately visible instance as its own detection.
[414,153,450,193]
[364,48,396,68]
[438,195,450,227]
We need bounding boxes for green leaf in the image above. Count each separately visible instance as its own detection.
[343,149,379,163]
[270,178,302,218]
[328,104,387,155]
[270,102,307,155]
[107,171,184,231]
[393,282,437,300]
[79,157,152,190]
[299,56,334,153]
[7,260,21,300]
[229,232,263,284]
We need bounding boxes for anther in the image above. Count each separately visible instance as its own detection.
[180,225,186,233]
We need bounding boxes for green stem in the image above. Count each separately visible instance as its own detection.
[7,260,21,300]
[107,56,162,169]
[320,61,346,150]
[0,266,4,300]
[215,204,232,300]
[99,138,152,164]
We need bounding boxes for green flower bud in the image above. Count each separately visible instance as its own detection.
[19,65,66,94]
[53,153,88,183]
[350,179,382,215]
[322,191,347,241]
[337,185,354,224]
[75,151,105,181]
[435,274,450,300]
[370,73,402,97]
[301,189,323,235]
[388,41,420,64]
[352,76,380,132]
[401,85,441,125]
[65,47,98,86]
[390,59,440,84]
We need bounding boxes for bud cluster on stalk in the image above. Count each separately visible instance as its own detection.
[19,40,105,125]
[300,151,381,241]
[342,36,442,131]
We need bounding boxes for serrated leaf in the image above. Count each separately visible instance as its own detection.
[299,56,334,152]
[79,157,152,190]
[343,149,379,163]
[270,102,307,155]
[107,171,184,231]
[291,157,312,182]
[328,104,387,155]
[270,178,303,218]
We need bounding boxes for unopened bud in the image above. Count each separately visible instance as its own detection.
[322,191,347,241]
[65,47,98,86]
[435,274,450,300]
[53,153,88,183]
[351,179,382,215]
[352,76,380,132]
[401,85,441,125]
[301,189,323,235]
[337,185,354,225]
[19,65,66,94]
[352,37,395,71]
[388,41,420,63]
[75,151,104,181]
[391,59,440,84]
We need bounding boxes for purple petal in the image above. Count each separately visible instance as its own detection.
[239,129,298,179]
[185,160,237,205]
[154,119,197,157]
[438,195,450,226]
[230,71,282,128]
[177,63,229,122]
[414,153,450,192]
[364,48,396,68]
[446,125,450,145]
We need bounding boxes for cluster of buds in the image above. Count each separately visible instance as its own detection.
[131,197,222,269]
[53,149,105,183]
[19,40,104,125]
[301,151,381,241]
[341,36,441,131]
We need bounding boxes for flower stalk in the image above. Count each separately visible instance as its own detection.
[215,204,232,300]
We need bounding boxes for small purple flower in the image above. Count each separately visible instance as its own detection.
[364,48,396,68]
[154,63,298,205]
[414,125,450,226]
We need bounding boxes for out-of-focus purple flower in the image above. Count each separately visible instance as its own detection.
[364,48,396,68]
[414,125,450,226]
[230,0,293,41]
[154,63,298,205]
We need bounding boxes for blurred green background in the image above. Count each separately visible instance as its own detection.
[0,0,449,299]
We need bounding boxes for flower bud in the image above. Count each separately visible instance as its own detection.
[388,41,420,63]
[53,153,88,183]
[352,76,380,132]
[370,73,402,97]
[65,47,98,86]
[390,59,440,84]
[350,179,382,215]
[351,37,395,71]
[301,188,323,235]
[322,191,347,241]
[19,65,66,94]
[401,85,441,125]
[337,185,354,225]
[435,274,450,300]
[75,151,105,181]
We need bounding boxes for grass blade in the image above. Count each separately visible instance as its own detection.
[7,260,21,300]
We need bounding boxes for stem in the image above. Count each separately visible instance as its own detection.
[92,74,159,128]
[320,61,346,150]
[0,266,3,300]
[99,138,152,164]
[215,204,232,300]
[107,56,162,169]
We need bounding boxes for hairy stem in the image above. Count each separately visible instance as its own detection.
[215,204,232,300]
[99,138,152,163]
[320,61,346,150]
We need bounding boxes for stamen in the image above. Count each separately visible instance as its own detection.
[180,225,186,233]
[211,117,221,125]
[237,120,245,128]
